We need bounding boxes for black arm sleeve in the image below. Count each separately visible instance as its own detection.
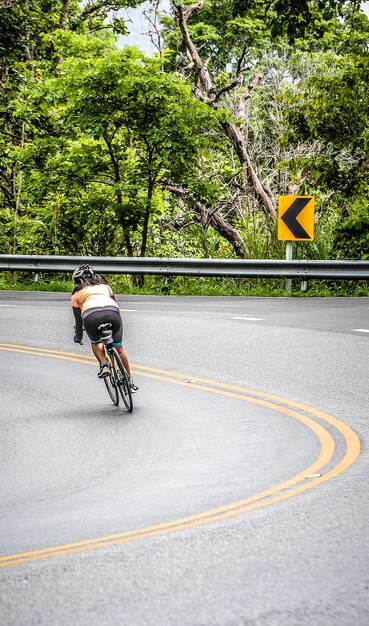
[72,307,83,339]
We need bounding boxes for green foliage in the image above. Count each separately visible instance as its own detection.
[1,273,368,297]
[1,0,369,292]
[44,48,219,255]
[334,197,369,260]
[232,0,361,38]
[276,8,369,257]
[162,0,268,73]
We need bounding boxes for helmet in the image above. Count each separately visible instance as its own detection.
[72,264,94,283]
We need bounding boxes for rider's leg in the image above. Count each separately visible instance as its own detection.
[116,344,138,391]
[116,345,131,375]
[91,342,106,364]
[111,312,131,374]
[83,312,106,365]
[111,311,137,390]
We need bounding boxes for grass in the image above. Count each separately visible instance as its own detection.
[1,273,368,297]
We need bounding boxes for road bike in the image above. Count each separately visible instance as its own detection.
[98,323,133,412]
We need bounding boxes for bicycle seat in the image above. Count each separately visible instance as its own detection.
[98,323,112,331]
[98,323,113,345]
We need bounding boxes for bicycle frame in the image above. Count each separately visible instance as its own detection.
[99,323,133,412]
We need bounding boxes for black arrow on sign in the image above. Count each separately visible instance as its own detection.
[281,197,311,239]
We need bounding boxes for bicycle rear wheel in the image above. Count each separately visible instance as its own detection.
[103,352,119,406]
[112,347,133,412]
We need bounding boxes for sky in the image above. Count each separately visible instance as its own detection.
[119,1,166,54]
[119,1,369,54]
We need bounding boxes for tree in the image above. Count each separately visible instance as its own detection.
[45,48,219,257]
[1,0,368,266]
[0,0,137,253]
[278,10,369,257]
[232,0,361,38]
[159,0,369,259]
[168,0,277,220]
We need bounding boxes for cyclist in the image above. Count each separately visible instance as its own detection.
[71,264,138,392]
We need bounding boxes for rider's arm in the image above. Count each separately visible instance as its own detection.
[71,293,83,342]
[72,307,83,342]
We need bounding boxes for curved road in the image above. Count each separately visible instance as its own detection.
[0,292,368,625]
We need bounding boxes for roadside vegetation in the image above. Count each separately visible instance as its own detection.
[1,273,369,297]
[1,0,368,295]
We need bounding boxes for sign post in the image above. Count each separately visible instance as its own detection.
[278,196,315,292]
[285,241,293,291]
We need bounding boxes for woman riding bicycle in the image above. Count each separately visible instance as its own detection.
[71,264,138,392]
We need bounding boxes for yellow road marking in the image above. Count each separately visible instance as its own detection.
[0,343,361,568]
[0,342,356,427]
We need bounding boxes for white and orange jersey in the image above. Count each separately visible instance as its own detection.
[71,283,118,313]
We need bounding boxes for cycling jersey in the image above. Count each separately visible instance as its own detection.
[71,283,120,344]
[74,284,119,313]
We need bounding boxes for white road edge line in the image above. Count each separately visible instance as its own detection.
[232,316,264,321]
[352,329,369,333]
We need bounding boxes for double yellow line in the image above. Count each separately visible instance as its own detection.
[0,342,361,568]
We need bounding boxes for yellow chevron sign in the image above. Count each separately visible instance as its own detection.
[278,196,315,241]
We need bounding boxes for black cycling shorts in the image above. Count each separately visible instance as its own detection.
[82,306,123,345]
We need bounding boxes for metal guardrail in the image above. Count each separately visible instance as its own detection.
[0,255,369,279]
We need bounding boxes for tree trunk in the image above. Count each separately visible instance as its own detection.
[136,177,155,287]
[103,132,133,256]
[164,182,246,258]
[141,176,154,259]
[0,169,17,213]
[221,122,277,218]
[171,1,277,218]
[59,0,69,28]
[12,122,26,256]
[206,210,246,258]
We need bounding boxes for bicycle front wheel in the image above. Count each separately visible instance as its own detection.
[112,347,133,412]
[103,350,119,406]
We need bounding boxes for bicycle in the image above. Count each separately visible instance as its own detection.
[98,323,133,412]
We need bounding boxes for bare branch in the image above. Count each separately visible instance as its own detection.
[325,191,336,201]
[143,0,165,58]
[79,0,120,21]
[212,80,240,103]
[163,182,187,196]
[162,180,246,257]
[183,1,204,21]
[0,168,12,184]
[171,1,213,95]
[236,68,264,122]
[0,129,19,141]
[88,25,111,33]
[236,45,248,79]
[0,184,15,208]
[183,60,195,72]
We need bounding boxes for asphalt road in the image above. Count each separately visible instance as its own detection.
[0,292,368,625]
